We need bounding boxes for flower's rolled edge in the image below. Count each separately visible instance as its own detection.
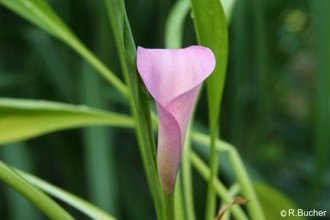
[136,46,216,104]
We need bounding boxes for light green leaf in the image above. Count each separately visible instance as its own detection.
[0,98,134,145]
[254,182,307,220]
[165,0,191,49]
[0,160,74,220]
[221,0,236,21]
[0,0,127,96]
[17,168,116,220]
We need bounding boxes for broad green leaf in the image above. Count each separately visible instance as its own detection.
[16,168,116,220]
[0,160,74,220]
[190,0,228,219]
[0,98,134,145]
[0,0,127,96]
[254,182,307,220]
[104,0,164,219]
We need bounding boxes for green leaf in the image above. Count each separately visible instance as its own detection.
[0,0,66,37]
[311,0,330,200]
[190,0,228,219]
[0,160,74,220]
[0,0,127,96]
[221,0,236,21]
[254,182,307,220]
[16,168,116,220]
[0,98,134,145]
[165,0,191,49]
[190,0,228,130]
[104,0,164,219]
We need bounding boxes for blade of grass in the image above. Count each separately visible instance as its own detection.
[104,0,164,219]
[15,169,116,220]
[165,0,190,49]
[0,98,134,145]
[190,0,229,219]
[189,151,248,220]
[191,132,265,219]
[252,0,270,148]
[0,160,74,220]
[0,0,128,97]
[221,0,236,21]
[26,30,74,102]
[310,0,330,201]
[1,143,41,220]
[80,63,118,215]
[228,0,246,147]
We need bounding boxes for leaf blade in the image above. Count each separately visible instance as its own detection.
[190,0,229,219]
[0,98,134,145]
[0,0,128,96]
[0,160,74,220]
[104,0,164,218]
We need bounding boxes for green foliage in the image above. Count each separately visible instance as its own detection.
[18,169,116,220]
[0,0,127,96]
[0,160,74,220]
[254,182,307,220]
[0,98,133,145]
[190,0,229,219]
[104,0,165,219]
[0,0,328,219]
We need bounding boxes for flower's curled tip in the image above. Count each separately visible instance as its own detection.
[137,46,216,194]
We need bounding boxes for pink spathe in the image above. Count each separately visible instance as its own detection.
[137,46,216,194]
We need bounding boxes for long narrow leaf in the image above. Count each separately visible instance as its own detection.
[0,160,74,220]
[0,0,127,96]
[104,0,164,218]
[1,143,41,220]
[165,0,190,49]
[0,98,134,145]
[190,0,228,130]
[311,0,330,200]
[190,0,228,219]
[80,63,119,214]
[16,169,116,220]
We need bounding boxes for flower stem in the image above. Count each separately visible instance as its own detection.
[204,127,219,220]
[182,125,196,220]
[191,132,265,219]
[163,191,175,220]
[189,151,248,220]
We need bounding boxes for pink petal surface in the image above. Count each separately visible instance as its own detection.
[137,46,215,194]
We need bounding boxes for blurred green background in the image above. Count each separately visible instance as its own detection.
[0,0,329,219]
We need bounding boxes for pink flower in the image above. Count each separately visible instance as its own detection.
[137,46,216,194]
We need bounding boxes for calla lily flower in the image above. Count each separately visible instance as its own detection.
[137,46,216,194]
